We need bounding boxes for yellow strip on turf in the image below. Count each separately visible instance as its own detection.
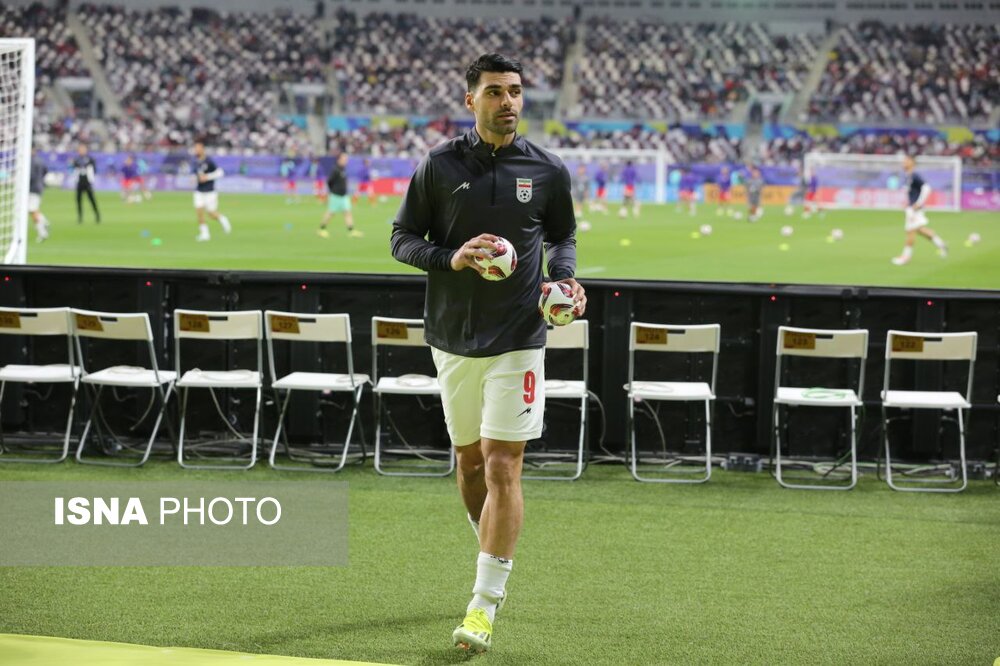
[0,634,399,666]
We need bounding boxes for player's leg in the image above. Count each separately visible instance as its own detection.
[195,203,210,241]
[205,194,230,233]
[317,209,333,238]
[342,199,362,237]
[892,229,918,265]
[76,183,85,224]
[29,195,48,241]
[918,225,948,257]
[85,185,100,223]
[455,441,486,539]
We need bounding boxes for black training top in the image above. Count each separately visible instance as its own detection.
[327,164,348,196]
[391,130,577,358]
[195,157,220,193]
[907,173,926,206]
[71,156,95,186]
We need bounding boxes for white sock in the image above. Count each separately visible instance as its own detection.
[467,552,512,623]
[900,246,913,260]
[468,514,480,544]
[932,236,946,249]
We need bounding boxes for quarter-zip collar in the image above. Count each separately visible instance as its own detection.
[467,129,526,157]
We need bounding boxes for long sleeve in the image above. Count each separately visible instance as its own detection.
[390,156,454,272]
[915,183,931,208]
[543,163,577,281]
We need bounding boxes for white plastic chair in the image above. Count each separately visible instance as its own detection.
[72,309,176,467]
[881,330,977,493]
[524,320,589,481]
[625,322,720,483]
[175,309,263,470]
[0,307,80,463]
[772,326,868,490]
[371,316,452,477]
[265,311,369,472]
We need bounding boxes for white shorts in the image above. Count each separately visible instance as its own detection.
[193,191,219,212]
[431,347,545,446]
[27,193,41,213]
[905,207,928,232]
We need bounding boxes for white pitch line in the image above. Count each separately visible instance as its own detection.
[577,266,606,275]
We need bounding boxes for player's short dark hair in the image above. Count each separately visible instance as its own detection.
[466,53,523,92]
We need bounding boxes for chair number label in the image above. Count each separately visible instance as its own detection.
[783,332,815,350]
[635,326,667,345]
[523,371,536,404]
[179,313,211,333]
[0,312,20,329]
[376,321,407,340]
[270,315,300,334]
[892,335,923,353]
[74,314,104,332]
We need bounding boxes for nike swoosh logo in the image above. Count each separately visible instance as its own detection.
[517,407,531,417]
[452,182,470,194]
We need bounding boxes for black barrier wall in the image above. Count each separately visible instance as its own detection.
[0,266,997,464]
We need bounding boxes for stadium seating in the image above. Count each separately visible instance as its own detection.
[174,309,263,470]
[808,22,998,124]
[624,322,720,483]
[880,330,977,493]
[72,309,176,467]
[771,326,868,491]
[264,311,369,473]
[331,12,569,116]
[572,20,818,120]
[78,5,317,153]
[0,307,80,464]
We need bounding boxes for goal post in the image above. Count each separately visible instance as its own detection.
[0,38,34,264]
[549,148,670,204]
[803,152,962,212]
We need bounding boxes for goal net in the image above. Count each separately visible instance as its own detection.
[0,39,34,264]
[549,148,670,204]
[803,152,961,212]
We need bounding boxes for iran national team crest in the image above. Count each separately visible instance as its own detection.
[516,178,533,203]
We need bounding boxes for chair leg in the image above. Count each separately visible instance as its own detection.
[773,403,785,486]
[885,405,966,493]
[373,392,453,477]
[267,389,293,469]
[523,395,588,482]
[0,379,76,464]
[177,386,190,467]
[702,398,712,483]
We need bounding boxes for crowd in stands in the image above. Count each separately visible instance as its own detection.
[572,20,818,120]
[331,12,569,116]
[808,23,999,124]
[77,3,319,153]
[543,126,742,164]
[763,132,999,168]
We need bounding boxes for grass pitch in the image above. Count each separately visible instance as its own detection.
[0,462,997,665]
[28,189,1000,290]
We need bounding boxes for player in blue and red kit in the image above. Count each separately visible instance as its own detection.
[619,161,640,218]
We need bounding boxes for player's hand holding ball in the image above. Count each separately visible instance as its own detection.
[539,278,586,326]
[452,234,518,281]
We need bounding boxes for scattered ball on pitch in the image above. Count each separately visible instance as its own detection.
[474,236,517,281]
[699,224,713,236]
[538,282,578,326]
[579,220,592,232]
[689,231,701,240]
[784,204,794,216]
[734,211,744,220]
[619,238,632,247]
[151,238,162,247]
[831,228,844,241]
[967,232,981,245]
[779,243,790,252]
[780,225,794,237]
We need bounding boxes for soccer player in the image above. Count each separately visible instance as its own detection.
[318,152,362,238]
[192,141,232,242]
[891,156,948,266]
[592,164,608,213]
[716,165,731,217]
[573,163,589,219]
[619,160,639,218]
[309,156,325,200]
[28,148,50,242]
[679,166,698,216]
[354,158,376,205]
[71,144,100,224]
[281,153,299,204]
[802,167,820,219]
[746,166,764,222]
[135,155,152,200]
[390,53,585,654]
[120,155,140,204]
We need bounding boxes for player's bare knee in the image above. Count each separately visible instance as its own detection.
[483,450,523,490]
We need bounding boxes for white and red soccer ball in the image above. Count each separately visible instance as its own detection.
[538,282,578,326]
[475,236,517,281]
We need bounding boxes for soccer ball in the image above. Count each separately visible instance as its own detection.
[475,236,517,281]
[780,225,794,237]
[538,282,577,326]
[699,224,713,236]
[831,228,844,241]
[579,220,592,232]
[43,172,63,187]
[968,232,981,245]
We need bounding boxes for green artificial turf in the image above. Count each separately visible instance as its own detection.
[27,190,1000,290]
[0,461,997,665]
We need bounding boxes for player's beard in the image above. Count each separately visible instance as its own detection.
[484,112,518,136]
